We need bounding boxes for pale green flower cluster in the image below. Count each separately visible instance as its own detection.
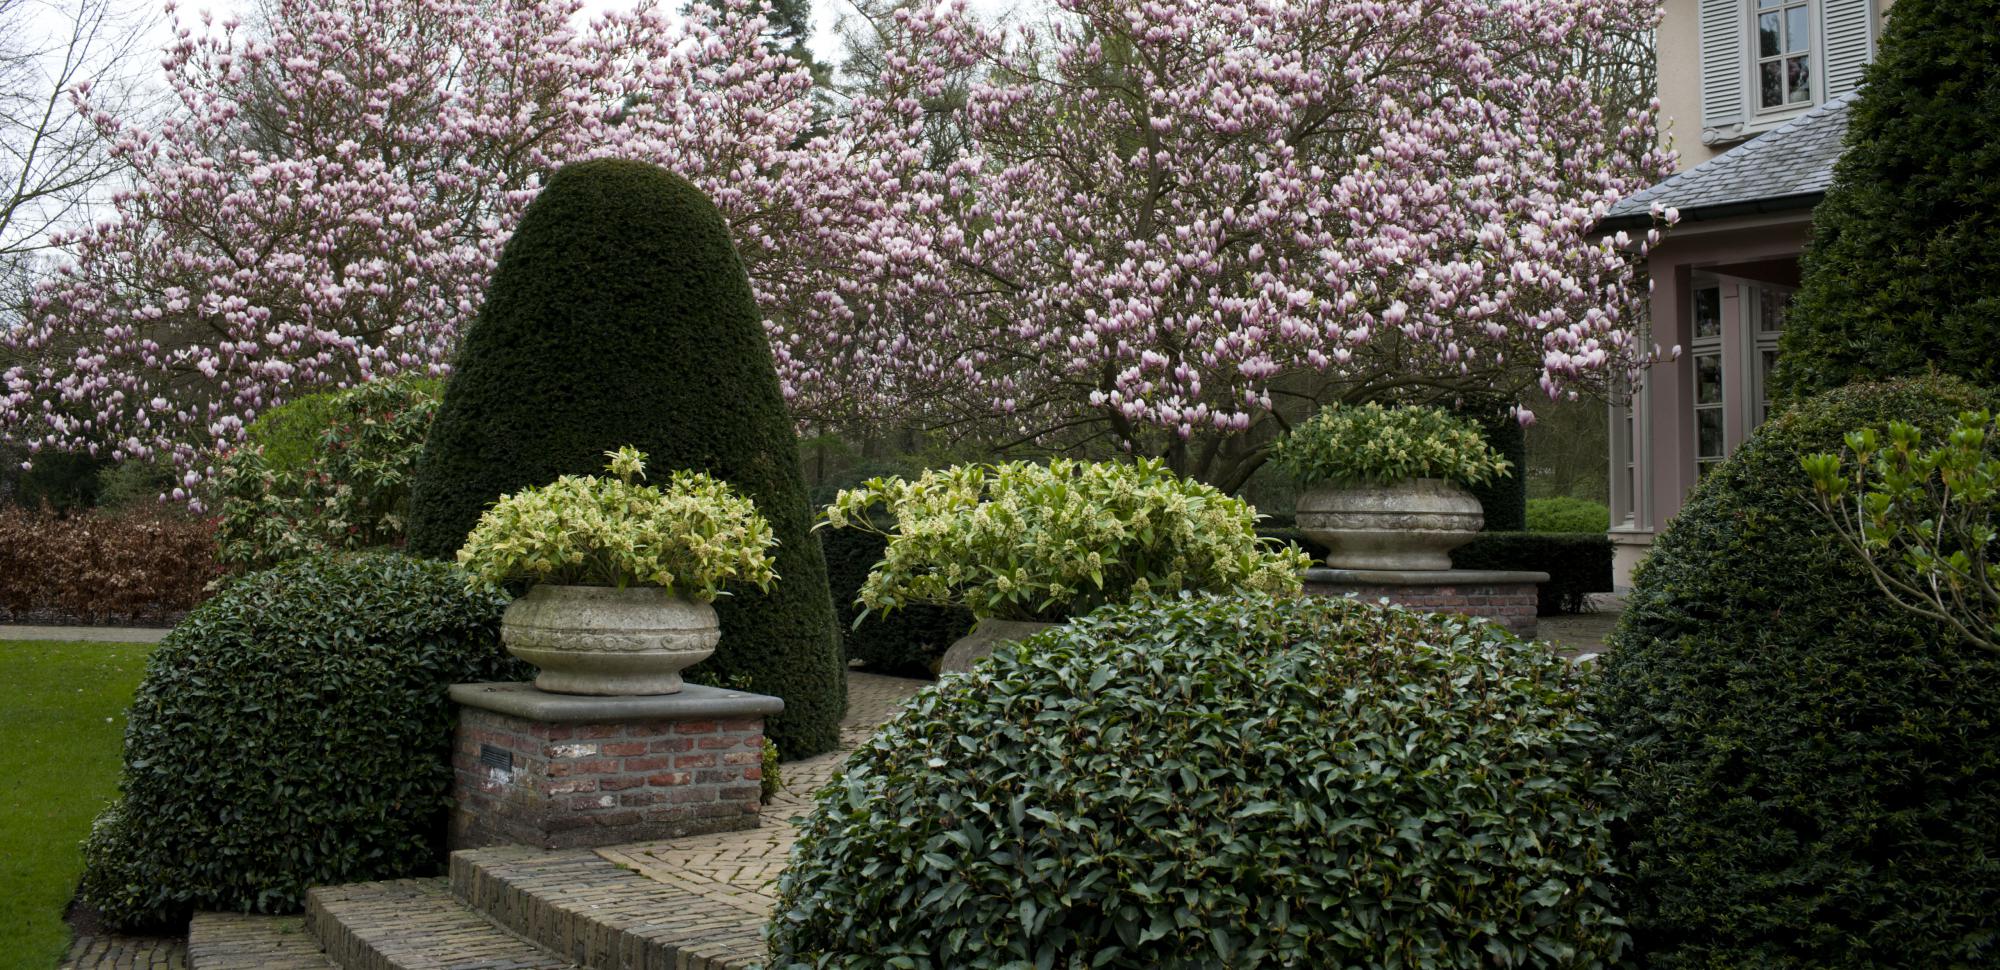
[822,458,1311,621]
[456,447,777,599]
[1270,402,1512,487]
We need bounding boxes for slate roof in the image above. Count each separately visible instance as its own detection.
[1600,90,1859,229]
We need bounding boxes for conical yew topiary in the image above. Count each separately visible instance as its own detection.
[406,159,844,757]
[1771,0,2000,400]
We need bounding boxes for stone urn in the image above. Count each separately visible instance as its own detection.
[939,618,1062,674]
[1294,478,1484,571]
[501,584,720,696]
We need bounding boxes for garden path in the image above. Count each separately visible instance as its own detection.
[3,624,172,643]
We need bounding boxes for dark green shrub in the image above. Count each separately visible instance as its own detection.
[1454,532,1614,616]
[404,159,844,757]
[6,449,103,512]
[1527,497,1610,534]
[768,593,1628,968]
[1464,403,1528,531]
[1258,523,1613,616]
[820,526,970,676]
[1771,0,2000,400]
[1592,375,2000,967]
[77,553,527,930]
[212,375,442,570]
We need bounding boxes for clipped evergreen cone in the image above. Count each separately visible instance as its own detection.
[406,159,844,757]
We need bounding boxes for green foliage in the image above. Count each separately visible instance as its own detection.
[212,375,441,571]
[1527,497,1611,534]
[761,739,783,805]
[1592,375,2000,967]
[1462,402,1528,531]
[405,159,844,758]
[1803,409,2000,652]
[77,553,528,930]
[1271,402,1512,488]
[768,593,1629,968]
[6,450,103,513]
[820,525,971,676]
[1771,0,2000,399]
[822,459,1310,622]
[457,447,777,596]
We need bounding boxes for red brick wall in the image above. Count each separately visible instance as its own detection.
[1304,581,1540,638]
[451,708,765,850]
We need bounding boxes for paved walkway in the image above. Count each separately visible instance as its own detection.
[3,623,172,643]
[600,672,927,918]
[1537,593,1626,659]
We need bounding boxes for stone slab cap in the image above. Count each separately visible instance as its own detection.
[1304,567,1552,586]
[450,682,784,723]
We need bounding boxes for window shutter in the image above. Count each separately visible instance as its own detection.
[1821,0,1875,96]
[1700,0,1746,134]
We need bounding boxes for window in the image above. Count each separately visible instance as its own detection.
[1750,285,1791,425]
[1691,285,1725,478]
[1755,0,1813,110]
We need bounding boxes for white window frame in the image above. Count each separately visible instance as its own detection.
[1751,0,1817,116]
[1690,281,1727,479]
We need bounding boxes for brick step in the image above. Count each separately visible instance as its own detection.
[450,844,766,970]
[189,913,336,969]
[305,877,578,970]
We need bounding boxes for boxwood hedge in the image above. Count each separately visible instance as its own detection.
[820,525,970,676]
[77,553,527,930]
[1593,375,2000,967]
[767,593,1628,968]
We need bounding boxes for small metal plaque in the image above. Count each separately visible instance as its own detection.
[479,744,513,773]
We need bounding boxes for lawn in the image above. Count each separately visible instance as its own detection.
[0,640,152,969]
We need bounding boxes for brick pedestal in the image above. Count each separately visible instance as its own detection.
[448,682,782,851]
[1303,567,1550,638]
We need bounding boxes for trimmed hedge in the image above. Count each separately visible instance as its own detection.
[405,159,845,758]
[1593,375,2000,967]
[1771,0,2000,400]
[1463,403,1528,532]
[1261,522,1612,616]
[0,506,219,624]
[820,526,970,676]
[78,553,527,930]
[1527,496,1610,534]
[768,593,1628,967]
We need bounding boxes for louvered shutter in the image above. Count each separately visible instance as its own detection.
[1700,0,1746,134]
[1821,0,1875,96]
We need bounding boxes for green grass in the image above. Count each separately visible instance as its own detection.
[0,640,152,969]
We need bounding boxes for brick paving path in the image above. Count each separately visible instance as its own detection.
[1,624,172,643]
[1537,592,1626,659]
[599,671,927,919]
[60,932,188,968]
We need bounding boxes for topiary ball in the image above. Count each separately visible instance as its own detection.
[767,593,1627,968]
[78,553,527,930]
[1592,375,2000,967]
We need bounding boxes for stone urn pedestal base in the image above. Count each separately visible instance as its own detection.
[448,682,782,851]
[1303,567,1550,639]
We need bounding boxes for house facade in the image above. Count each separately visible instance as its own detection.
[1597,0,1890,585]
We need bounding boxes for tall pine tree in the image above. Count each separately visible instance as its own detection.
[1772,0,2000,401]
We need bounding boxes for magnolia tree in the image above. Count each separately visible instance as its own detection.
[5,0,1674,497]
[784,0,1676,489]
[0,0,926,492]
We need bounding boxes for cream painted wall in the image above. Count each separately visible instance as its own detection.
[1653,0,1892,168]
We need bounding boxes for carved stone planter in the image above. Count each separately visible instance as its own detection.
[939,618,1062,674]
[501,584,720,696]
[1295,478,1484,570]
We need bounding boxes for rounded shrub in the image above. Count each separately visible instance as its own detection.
[406,159,844,758]
[78,553,527,930]
[1526,497,1610,534]
[212,375,441,570]
[768,593,1627,968]
[1592,375,2000,967]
